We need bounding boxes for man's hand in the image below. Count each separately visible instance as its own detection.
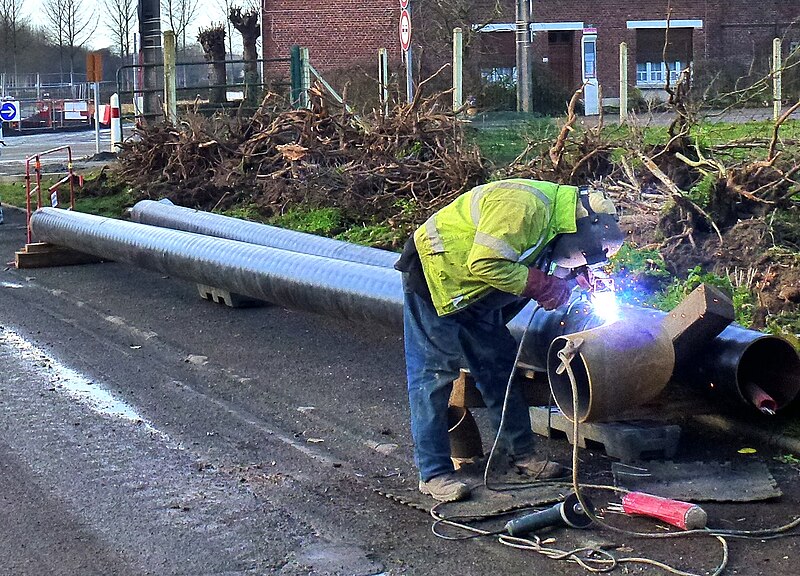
[521,268,571,310]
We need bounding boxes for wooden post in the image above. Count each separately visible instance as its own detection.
[300,47,311,108]
[163,30,177,124]
[453,27,463,111]
[378,48,389,116]
[773,38,782,121]
[619,42,628,123]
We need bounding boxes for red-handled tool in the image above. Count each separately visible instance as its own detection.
[611,492,707,530]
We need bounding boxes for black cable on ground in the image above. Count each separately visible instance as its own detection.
[432,312,800,574]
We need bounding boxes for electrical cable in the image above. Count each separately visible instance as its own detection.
[431,307,800,574]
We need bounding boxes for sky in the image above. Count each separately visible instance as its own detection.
[22,1,219,52]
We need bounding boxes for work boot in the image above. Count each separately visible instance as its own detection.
[512,455,565,479]
[418,472,471,502]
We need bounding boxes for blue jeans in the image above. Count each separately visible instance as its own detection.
[403,274,535,481]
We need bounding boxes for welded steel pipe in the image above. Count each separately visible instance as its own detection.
[129,200,399,268]
[31,208,404,329]
[690,323,800,413]
[547,311,676,422]
[32,208,800,414]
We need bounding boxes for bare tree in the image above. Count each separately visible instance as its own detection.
[102,0,136,59]
[229,4,260,100]
[215,0,235,58]
[0,0,25,77]
[43,0,97,80]
[162,0,199,52]
[198,24,226,103]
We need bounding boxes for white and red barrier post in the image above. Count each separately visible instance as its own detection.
[110,93,122,153]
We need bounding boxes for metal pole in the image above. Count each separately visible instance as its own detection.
[773,37,782,121]
[378,48,389,116]
[93,82,101,154]
[515,0,532,112]
[163,30,178,124]
[290,45,302,108]
[405,46,414,103]
[619,42,628,123]
[138,0,163,120]
[404,2,414,104]
[453,27,463,111]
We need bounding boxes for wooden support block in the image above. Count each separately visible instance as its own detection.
[196,283,266,308]
[449,369,552,408]
[661,283,735,364]
[15,242,104,269]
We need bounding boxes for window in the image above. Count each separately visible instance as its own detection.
[481,67,516,84]
[636,61,685,86]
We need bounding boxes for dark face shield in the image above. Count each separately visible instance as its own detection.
[550,213,624,268]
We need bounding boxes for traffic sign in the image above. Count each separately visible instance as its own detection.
[399,9,412,51]
[0,101,20,122]
[399,0,409,8]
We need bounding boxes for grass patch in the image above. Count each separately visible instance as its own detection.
[270,207,344,235]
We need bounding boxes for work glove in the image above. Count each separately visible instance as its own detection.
[521,268,571,310]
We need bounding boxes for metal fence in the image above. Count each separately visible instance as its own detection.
[115,57,293,121]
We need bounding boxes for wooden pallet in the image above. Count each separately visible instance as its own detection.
[15,242,104,269]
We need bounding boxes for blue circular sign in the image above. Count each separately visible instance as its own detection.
[0,102,18,121]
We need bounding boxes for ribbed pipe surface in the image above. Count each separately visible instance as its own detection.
[31,208,800,413]
[129,200,399,268]
[31,208,404,329]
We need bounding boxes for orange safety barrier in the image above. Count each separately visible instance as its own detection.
[24,146,79,243]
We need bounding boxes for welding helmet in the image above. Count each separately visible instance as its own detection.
[550,186,624,268]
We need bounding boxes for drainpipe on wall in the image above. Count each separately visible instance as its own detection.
[516,0,533,112]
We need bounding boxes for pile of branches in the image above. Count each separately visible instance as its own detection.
[117,82,487,224]
[503,83,800,255]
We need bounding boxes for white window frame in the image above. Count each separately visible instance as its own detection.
[627,19,703,29]
[636,61,686,87]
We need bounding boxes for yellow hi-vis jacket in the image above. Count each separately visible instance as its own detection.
[413,179,579,316]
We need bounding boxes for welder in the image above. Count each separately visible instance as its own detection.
[395,179,624,502]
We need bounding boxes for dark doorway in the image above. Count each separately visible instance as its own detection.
[548,30,576,92]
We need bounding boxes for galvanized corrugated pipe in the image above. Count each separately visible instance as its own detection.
[129,200,399,268]
[31,208,405,329]
[32,208,800,413]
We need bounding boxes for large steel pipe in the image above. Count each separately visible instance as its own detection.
[32,208,800,415]
[31,208,404,329]
[129,200,399,268]
[546,311,676,422]
[692,323,800,413]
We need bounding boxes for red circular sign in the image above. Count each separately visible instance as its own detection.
[399,9,412,51]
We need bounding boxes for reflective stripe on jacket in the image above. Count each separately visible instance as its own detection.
[413,179,578,316]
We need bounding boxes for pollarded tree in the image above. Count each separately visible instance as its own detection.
[198,24,227,103]
[229,4,260,100]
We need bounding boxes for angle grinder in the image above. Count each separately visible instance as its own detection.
[504,492,595,536]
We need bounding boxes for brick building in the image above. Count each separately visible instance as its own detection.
[261,0,400,73]
[262,1,799,105]
[482,1,800,104]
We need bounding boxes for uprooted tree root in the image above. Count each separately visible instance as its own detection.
[117,85,488,234]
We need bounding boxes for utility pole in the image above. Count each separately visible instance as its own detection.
[138,0,163,120]
[516,0,533,113]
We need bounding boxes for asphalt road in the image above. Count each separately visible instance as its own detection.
[1,205,799,575]
[0,129,123,176]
